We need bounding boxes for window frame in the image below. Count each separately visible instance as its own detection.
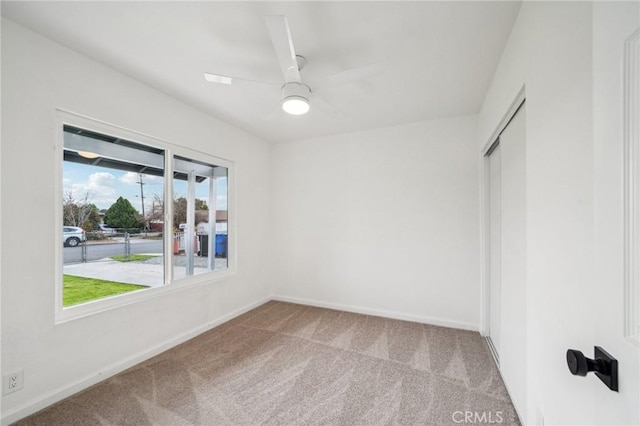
[54,110,235,324]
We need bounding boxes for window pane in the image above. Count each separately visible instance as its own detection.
[173,156,228,279]
[62,125,164,307]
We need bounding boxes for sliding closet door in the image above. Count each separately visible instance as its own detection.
[497,104,527,419]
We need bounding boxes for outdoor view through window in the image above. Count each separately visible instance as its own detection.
[62,125,228,308]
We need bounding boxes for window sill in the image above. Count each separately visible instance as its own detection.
[55,266,236,324]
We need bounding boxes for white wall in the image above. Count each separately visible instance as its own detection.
[271,116,480,330]
[1,19,271,423]
[479,2,639,425]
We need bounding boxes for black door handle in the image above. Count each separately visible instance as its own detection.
[566,346,618,391]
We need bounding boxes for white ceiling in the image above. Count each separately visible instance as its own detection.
[2,1,521,143]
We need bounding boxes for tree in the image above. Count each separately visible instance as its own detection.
[141,194,210,230]
[172,196,208,229]
[104,197,143,229]
[63,192,101,230]
[148,193,164,223]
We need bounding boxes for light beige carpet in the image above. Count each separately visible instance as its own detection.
[16,301,519,425]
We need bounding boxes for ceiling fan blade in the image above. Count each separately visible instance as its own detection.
[203,72,278,87]
[313,96,349,121]
[264,15,301,83]
[204,72,233,85]
[263,100,285,120]
[314,63,384,92]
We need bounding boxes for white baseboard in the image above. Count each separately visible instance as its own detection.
[1,297,271,426]
[271,295,478,332]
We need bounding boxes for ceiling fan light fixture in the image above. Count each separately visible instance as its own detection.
[282,96,310,115]
[281,82,311,115]
[77,151,100,159]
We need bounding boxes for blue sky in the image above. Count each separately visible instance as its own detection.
[63,162,228,213]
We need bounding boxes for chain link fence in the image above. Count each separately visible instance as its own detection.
[64,229,226,265]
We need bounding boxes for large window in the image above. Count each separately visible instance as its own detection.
[58,115,231,319]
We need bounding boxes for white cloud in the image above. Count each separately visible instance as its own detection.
[120,172,163,185]
[88,172,116,188]
[119,172,139,185]
[64,172,117,209]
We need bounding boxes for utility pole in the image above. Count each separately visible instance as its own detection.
[136,173,146,235]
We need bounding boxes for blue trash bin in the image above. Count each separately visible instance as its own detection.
[215,234,228,258]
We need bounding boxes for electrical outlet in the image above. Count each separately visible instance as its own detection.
[3,370,24,395]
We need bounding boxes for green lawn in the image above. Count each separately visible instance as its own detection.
[110,254,158,262]
[63,275,147,307]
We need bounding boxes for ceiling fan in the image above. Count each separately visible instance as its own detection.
[204,15,379,116]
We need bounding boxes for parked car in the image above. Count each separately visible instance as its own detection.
[99,224,116,235]
[63,226,86,247]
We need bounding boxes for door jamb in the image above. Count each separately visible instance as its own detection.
[624,29,640,344]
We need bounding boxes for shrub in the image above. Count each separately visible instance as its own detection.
[86,231,107,241]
